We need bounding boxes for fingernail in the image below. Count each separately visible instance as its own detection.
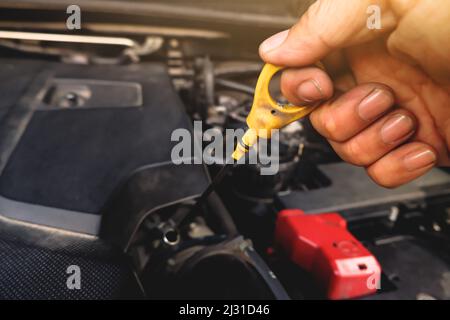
[260,30,289,54]
[297,79,324,102]
[381,114,415,144]
[404,148,436,171]
[358,88,394,121]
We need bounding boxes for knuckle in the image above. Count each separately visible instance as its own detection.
[323,112,337,138]
[341,138,371,166]
[311,107,338,140]
[320,107,349,142]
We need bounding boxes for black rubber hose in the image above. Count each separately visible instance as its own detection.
[215,78,254,95]
[214,63,262,77]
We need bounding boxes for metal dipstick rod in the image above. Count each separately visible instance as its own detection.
[193,161,234,209]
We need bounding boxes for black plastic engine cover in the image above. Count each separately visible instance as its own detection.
[0,59,208,235]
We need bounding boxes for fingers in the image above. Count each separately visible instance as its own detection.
[310,83,395,141]
[367,142,437,188]
[280,67,334,105]
[329,110,416,166]
[259,0,395,66]
[308,82,437,187]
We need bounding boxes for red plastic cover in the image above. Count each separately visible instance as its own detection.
[275,209,381,300]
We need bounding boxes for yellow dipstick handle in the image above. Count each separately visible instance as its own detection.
[232,63,320,160]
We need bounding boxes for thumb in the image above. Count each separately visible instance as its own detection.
[259,0,394,66]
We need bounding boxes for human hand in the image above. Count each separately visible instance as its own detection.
[260,0,450,187]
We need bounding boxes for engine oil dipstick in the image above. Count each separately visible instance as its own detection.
[196,63,322,216]
[232,63,322,160]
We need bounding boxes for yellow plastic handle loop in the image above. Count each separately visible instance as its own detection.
[232,63,323,160]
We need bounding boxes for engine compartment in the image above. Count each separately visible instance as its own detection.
[0,1,449,300]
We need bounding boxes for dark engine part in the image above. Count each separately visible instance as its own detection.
[142,235,289,300]
[0,58,208,237]
[119,196,289,299]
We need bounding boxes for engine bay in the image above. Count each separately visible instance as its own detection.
[0,0,449,300]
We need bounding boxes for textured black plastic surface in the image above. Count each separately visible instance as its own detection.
[365,238,450,300]
[0,59,45,123]
[0,60,198,215]
[0,215,142,299]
